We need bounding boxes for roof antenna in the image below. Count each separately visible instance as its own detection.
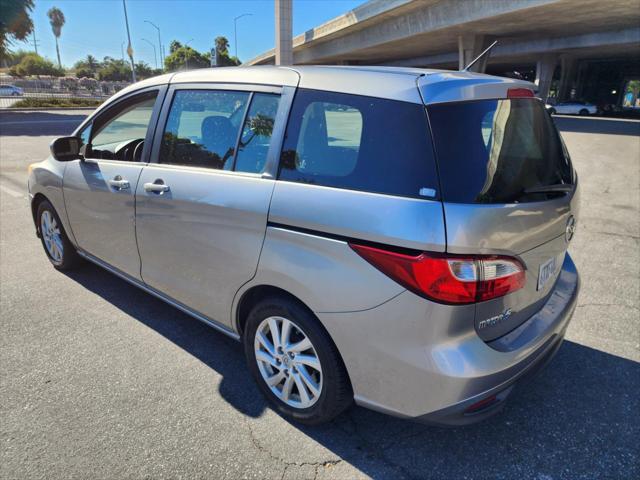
[462,40,498,72]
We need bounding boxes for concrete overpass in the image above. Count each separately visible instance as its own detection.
[249,0,640,105]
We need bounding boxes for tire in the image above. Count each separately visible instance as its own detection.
[548,108,556,115]
[243,295,353,425]
[36,199,82,270]
[579,109,589,116]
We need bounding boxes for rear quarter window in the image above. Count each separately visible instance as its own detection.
[279,89,439,199]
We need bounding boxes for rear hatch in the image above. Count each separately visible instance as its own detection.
[426,96,579,341]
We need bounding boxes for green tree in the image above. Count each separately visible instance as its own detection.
[8,53,65,76]
[134,61,154,79]
[213,36,240,67]
[215,36,229,56]
[97,57,132,81]
[0,0,34,60]
[73,54,100,78]
[46,6,65,69]
[2,48,34,67]
[169,40,182,54]
[164,43,209,71]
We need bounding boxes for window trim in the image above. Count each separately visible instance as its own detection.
[230,91,254,171]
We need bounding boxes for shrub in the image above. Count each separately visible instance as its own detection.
[8,54,65,77]
[11,97,102,108]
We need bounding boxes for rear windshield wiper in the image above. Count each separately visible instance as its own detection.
[523,184,574,195]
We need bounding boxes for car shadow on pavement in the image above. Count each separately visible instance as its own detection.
[0,111,88,136]
[64,263,640,479]
[553,116,640,136]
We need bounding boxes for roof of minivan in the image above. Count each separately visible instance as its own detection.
[111,65,534,105]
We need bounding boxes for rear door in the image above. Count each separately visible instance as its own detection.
[426,97,579,340]
[63,88,164,279]
[135,84,290,326]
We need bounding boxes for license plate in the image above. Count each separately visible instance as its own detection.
[537,256,557,291]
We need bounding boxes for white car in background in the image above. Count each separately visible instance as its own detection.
[546,101,597,116]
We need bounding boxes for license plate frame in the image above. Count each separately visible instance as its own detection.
[537,256,557,291]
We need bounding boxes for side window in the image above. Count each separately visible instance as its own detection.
[160,90,250,170]
[234,93,281,174]
[279,89,439,199]
[89,91,158,161]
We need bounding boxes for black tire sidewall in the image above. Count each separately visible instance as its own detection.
[243,297,352,425]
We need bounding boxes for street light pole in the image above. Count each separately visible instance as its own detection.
[141,38,157,69]
[184,38,194,71]
[122,0,136,82]
[144,20,163,71]
[233,13,252,60]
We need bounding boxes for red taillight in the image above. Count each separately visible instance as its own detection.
[350,244,525,305]
[507,88,534,98]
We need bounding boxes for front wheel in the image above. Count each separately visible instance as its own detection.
[548,107,556,115]
[36,200,82,270]
[579,108,589,116]
[243,296,352,425]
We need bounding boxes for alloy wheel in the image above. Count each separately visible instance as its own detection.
[254,316,323,409]
[40,210,64,262]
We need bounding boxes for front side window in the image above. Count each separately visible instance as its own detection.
[279,89,439,199]
[160,90,250,170]
[89,92,158,161]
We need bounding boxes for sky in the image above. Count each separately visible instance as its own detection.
[20,0,364,68]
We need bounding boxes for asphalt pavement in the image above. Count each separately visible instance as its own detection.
[1,110,639,479]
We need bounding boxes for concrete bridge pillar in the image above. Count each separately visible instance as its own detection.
[535,54,558,102]
[275,0,293,65]
[558,54,578,101]
[458,34,491,72]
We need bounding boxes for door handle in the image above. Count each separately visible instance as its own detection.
[144,180,170,194]
[108,176,130,190]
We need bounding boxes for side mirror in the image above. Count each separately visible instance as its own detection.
[50,136,82,162]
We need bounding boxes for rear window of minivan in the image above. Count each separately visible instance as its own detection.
[427,98,573,204]
[279,89,439,199]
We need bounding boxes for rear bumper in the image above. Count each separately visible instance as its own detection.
[318,253,579,425]
[417,314,572,426]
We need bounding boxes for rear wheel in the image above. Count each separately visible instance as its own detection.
[36,200,81,270]
[548,107,556,115]
[243,296,352,425]
[579,108,589,116]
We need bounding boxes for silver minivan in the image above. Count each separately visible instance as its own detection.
[28,66,580,425]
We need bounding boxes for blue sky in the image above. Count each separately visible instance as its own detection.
[23,0,364,68]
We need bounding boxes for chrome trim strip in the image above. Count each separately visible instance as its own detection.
[77,250,241,341]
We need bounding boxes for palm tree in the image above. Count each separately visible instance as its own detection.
[215,36,230,56]
[85,54,98,72]
[47,7,65,69]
